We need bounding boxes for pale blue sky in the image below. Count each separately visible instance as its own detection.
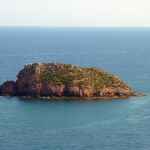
[0,0,150,26]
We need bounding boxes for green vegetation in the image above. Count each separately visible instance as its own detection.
[39,63,128,89]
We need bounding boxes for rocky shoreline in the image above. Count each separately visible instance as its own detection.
[0,63,139,99]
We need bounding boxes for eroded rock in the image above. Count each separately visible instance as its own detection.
[0,81,17,96]
[0,63,138,99]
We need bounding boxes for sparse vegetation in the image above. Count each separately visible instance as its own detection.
[39,63,129,90]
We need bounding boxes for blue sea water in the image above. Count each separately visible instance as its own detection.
[0,27,150,149]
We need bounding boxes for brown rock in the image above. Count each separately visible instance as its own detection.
[0,62,139,99]
[0,81,17,96]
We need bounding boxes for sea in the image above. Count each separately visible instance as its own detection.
[0,27,150,150]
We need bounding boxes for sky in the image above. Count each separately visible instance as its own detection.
[0,0,150,27]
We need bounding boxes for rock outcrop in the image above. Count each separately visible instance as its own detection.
[0,63,138,99]
[0,81,17,96]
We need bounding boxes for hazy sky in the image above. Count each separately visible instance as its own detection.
[0,0,150,26]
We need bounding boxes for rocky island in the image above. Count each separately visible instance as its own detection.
[0,63,138,99]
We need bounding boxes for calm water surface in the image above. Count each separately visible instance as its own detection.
[0,27,150,150]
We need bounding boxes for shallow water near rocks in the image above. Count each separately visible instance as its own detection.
[0,27,150,149]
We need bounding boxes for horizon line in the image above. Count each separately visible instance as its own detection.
[1,25,150,28]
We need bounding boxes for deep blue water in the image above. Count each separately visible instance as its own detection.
[0,27,150,149]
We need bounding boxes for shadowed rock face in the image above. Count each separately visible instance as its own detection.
[0,63,138,99]
[0,81,17,96]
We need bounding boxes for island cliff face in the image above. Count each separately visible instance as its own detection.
[0,63,138,99]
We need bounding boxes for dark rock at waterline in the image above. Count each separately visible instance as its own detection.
[0,81,17,96]
[0,63,139,99]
